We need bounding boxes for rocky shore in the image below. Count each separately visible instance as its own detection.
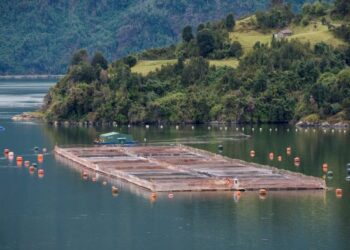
[295,120,349,129]
[11,112,43,121]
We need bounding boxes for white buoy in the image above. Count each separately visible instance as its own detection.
[219,127,223,130]
[208,126,211,130]
[259,128,262,132]
[242,127,245,131]
[269,128,272,132]
[275,128,278,132]
[236,128,239,131]
[331,129,335,133]
[160,125,163,129]
[144,138,147,142]
[313,129,316,132]
[191,126,194,130]
[252,128,255,132]
[176,125,179,130]
[224,127,228,130]
[128,124,131,128]
[295,129,298,132]
[145,124,149,129]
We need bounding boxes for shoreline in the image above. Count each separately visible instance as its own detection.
[0,75,64,80]
[10,112,350,129]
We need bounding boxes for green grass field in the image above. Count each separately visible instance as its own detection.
[131,60,177,75]
[230,16,345,52]
[132,59,239,75]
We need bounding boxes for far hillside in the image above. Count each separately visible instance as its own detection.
[42,1,350,125]
[131,0,349,75]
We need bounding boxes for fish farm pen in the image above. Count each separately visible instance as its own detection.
[54,145,326,192]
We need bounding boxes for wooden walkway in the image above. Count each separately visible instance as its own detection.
[54,145,326,192]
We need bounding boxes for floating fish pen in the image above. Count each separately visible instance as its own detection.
[54,145,325,192]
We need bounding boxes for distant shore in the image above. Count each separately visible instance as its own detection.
[0,75,64,80]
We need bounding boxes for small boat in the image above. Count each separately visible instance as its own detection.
[0,126,5,132]
[94,132,136,145]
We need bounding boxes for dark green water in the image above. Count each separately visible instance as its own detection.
[0,80,350,250]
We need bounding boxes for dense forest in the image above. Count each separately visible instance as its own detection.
[42,0,350,124]
[1,0,318,74]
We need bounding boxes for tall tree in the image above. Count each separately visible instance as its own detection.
[182,25,194,42]
[225,14,236,31]
[91,52,108,70]
[71,49,89,66]
[196,29,215,57]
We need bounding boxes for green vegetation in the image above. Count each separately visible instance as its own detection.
[3,0,310,75]
[42,1,350,124]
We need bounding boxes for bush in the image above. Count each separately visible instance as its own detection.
[225,14,235,31]
[301,113,320,122]
[123,56,137,67]
[196,29,215,57]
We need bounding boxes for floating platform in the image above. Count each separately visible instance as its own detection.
[55,145,325,192]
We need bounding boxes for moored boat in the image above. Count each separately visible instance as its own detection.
[94,132,135,145]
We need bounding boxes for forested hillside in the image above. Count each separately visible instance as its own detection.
[41,1,350,125]
[1,0,312,74]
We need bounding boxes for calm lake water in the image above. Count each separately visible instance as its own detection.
[0,80,350,250]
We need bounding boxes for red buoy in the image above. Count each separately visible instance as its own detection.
[322,163,328,173]
[336,188,343,198]
[29,166,35,174]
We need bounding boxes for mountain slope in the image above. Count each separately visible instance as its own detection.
[0,0,311,74]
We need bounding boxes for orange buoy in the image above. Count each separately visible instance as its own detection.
[250,150,256,158]
[269,152,274,160]
[277,155,282,162]
[233,190,241,202]
[168,193,174,199]
[24,160,30,167]
[38,169,45,178]
[37,154,44,163]
[322,163,328,173]
[286,147,292,155]
[151,192,157,199]
[16,156,23,162]
[336,188,343,198]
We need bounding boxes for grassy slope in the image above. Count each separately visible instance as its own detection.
[131,59,239,75]
[132,16,345,76]
[230,16,345,51]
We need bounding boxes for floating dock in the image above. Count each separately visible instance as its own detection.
[55,145,325,192]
